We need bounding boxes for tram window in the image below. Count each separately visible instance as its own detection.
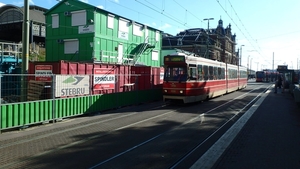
[218,67,222,79]
[234,70,237,78]
[214,67,218,80]
[189,67,197,80]
[203,65,208,80]
[173,67,187,81]
[164,67,171,80]
[221,68,225,79]
[229,69,237,79]
[198,65,203,81]
[229,69,232,79]
[164,67,187,81]
[209,66,214,80]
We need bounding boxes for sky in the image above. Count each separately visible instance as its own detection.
[1,0,300,71]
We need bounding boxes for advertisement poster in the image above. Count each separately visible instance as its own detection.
[55,75,90,97]
[35,65,53,81]
[93,68,115,90]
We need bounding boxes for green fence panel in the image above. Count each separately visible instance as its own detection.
[24,103,29,124]
[13,104,19,126]
[90,95,101,112]
[55,99,61,119]
[7,104,13,128]
[1,89,162,131]
[43,101,50,121]
[83,97,89,114]
[69,97,74,116]
[35,102,40,123]
[19,104,25,126]
[1,106,7,129]
[39,100,52,121]
[79,97,84,114]
[109,93,117,109]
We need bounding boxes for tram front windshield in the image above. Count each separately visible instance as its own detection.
[164,66,188,82]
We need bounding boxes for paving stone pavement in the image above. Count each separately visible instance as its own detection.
[213,88,300,169]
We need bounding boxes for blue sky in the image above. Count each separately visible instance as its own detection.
[1,0,300,70]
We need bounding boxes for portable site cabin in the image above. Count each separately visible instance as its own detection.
[44,0,162,67]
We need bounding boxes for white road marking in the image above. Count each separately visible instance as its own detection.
[190,87,271,169]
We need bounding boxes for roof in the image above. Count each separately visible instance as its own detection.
[0,4,47,24]
[44,0,161,32]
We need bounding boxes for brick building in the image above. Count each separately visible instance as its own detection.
[162,19,238,65]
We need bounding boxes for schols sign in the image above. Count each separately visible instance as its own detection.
[35,65,52,81]
[55,75,90,97]
[93,68,115,90]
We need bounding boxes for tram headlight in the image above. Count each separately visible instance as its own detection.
[180,90,183,94]
[164,89,168,93]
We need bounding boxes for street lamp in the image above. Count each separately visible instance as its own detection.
[203,18,214,59]
[240,45,245,66]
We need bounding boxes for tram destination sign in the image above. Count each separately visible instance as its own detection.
[277,65,287,70]
[164,55,185,62]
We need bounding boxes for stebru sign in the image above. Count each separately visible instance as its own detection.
[55,75,90,97]
[35,65,53,81]
[93,68,115,90]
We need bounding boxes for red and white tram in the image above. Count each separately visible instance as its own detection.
[163,52,248,103]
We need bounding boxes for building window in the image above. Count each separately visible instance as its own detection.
[133,23,143,36]
[108,14,114,29]
[152,50,158,61]
[52,14,59,28]
[118,18,130,40]
[64,39,79,54]
[156,31,160,41]
[119,18,129,33]
[71,10,86,26]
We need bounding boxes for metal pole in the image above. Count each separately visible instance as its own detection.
[273,52,274,70]
[52,74,56,123]
[203,18,214,59]
[250,58,253,75]
[247,55,250,77]
[240,45,244,66]
[0,74,2,134]
[21,0,30,102]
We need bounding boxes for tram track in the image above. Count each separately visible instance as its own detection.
[86,85,269,168]
[0,83,271,169]
[0,102,184,168]
[170,85,271,168]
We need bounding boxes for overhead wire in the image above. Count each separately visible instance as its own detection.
[216,0,269,66]
[56,0,254,63]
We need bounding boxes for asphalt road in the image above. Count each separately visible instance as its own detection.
[0,80,271,169]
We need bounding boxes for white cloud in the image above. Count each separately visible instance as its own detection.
[0,2,5,7]
[159,23,171,30]
[80,0,89,3]
[97,5,104,9]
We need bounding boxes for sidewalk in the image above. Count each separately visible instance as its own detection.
[213,86,300,169]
